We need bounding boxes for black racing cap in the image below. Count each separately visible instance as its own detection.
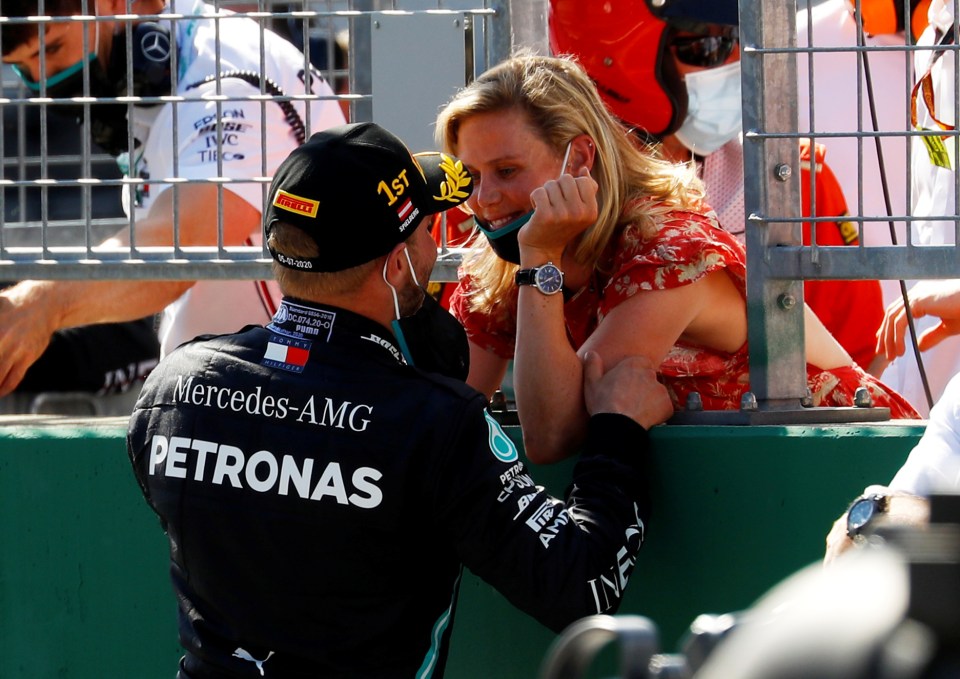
[264,122,473,272]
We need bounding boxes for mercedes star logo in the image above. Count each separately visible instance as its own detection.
[140,29,171,63]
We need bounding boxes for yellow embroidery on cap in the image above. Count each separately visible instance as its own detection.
[273,189,320,218]
[435,153,472,203]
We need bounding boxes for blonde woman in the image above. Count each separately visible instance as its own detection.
[437,54,918,464]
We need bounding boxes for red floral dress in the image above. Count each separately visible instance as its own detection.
[450,202,920,419]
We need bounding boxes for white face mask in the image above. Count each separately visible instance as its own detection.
[674,61,743,156]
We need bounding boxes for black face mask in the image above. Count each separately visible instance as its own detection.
[392,291,470,381]
[16,53,129,155]
[14,23,172,156]
[475,211,533,265]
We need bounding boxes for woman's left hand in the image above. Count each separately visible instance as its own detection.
[518,167,598,262]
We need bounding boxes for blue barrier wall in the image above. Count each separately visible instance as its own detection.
[0,417,924,678]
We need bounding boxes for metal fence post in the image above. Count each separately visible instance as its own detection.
[741,0,807,411]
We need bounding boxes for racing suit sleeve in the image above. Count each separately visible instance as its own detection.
[434,401,652,633]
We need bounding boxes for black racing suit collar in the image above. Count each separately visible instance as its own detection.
[268,297,406,367]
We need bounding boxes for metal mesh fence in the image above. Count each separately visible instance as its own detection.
[3,0,959,420]
[0,0,517,281]
[740,0,960,417]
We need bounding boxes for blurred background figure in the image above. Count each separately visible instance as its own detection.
[875,0,960,414]
[797,0,927,250]
[797,0,954,417]
[0,0,346,405]
[548,0,886,372]
[0,59,159,413]
[271,5,351,121]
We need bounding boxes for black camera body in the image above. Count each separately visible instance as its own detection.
[540,493,960,679]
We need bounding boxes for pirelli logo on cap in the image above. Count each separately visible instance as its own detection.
[273,189,320,218]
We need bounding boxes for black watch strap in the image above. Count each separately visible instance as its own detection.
[515,262,564,295]
[514,268,537,286]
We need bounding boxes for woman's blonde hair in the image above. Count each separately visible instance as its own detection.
[435,52,703,308]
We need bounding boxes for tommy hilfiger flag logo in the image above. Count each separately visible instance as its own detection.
[262,336,311,373]
[397,198,414,221]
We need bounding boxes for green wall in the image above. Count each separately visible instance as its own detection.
[0,417,923,678]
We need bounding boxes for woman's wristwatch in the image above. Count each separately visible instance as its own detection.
[515,262,564,295]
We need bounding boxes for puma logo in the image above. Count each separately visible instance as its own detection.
[232,647,275,676]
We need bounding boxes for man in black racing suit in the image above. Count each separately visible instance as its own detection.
[127,122,674,678]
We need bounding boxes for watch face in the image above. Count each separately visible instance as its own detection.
[535,264,564,294]
[848,497,879,534]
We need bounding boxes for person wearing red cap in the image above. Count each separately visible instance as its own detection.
[549,0,887,373]
[127,121,674,678]
[436,53,919,465]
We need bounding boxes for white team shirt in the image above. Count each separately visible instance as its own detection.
[798,0,960,416]
[890,372,960,495]
[880,0,960,416]
[124,0,345,355]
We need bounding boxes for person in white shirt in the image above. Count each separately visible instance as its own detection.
[798,0,960,417]
[826,280,960,564]
[872,0,960,416]
[0,0,345,396]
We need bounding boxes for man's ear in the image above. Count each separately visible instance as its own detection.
[381,242,409,289]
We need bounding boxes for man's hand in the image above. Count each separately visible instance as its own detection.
[877,280,960,360]
[0,184,260,397]
[823,513,855,566]
[0,282,58,397]
[583,351,673,430]
[823,493,930,566]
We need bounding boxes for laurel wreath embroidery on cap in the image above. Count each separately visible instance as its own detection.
[435,154,472,203]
